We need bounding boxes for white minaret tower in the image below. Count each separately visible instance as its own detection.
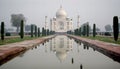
[45,16,48,30]
[77,15,80,28]
[50,19,52,31]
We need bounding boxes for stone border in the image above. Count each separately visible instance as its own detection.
[67,34,120,63]
[0,35,55,65]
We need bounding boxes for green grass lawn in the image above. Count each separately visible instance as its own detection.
[0,36,39,45]
[81,36,120,45]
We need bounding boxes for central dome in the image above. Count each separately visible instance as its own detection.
[56,6,67,18]
[56,51,67,62]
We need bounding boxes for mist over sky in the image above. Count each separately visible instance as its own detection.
[0,0,120,31]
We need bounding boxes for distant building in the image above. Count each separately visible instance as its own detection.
[50,6,73,33]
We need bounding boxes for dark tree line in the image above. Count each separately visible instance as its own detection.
[41,27,55,36]
[70,23,96,37]
[30,25,55,38]
[73,23,92,37]
[69,16,119,42]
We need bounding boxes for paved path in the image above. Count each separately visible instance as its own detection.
[0,35,55,62]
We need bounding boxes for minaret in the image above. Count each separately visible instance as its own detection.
[45,16,48,30]
[77,15,80,28]
[50,19,52,31]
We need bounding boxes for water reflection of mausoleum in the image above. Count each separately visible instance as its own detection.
[50,35,73,62]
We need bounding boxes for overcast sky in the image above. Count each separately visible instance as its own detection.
[0,0,120,31]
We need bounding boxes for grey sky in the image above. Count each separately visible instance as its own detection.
[0,0,120,31]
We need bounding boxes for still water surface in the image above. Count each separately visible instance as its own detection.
[0,35,120,69]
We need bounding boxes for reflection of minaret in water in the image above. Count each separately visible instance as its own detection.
[77,15,80,28]
[50,39,52,52]
[77,41,82,53]
[45,43,47,53]
[77,44,80,53]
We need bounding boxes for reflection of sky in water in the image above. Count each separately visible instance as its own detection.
[0,35,120,69]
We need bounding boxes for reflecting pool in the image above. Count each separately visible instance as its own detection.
[0,35,120,69]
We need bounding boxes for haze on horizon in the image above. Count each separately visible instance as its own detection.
[0,0,120,31]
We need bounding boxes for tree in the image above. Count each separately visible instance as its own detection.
[42,27,45,36]
[45,29,47,36]
[25,25,31,32]
[20,20,24,39]
[105,24,112,32]
[11,14,26,33]
[81,22,91,36]
[119,23,120,32]
[113,16,119,41]
[87,24,89,37]
[31,24,33,37]
[67,30,72,34]
[1,22,4,40]
[47,29,49,35]
[78,27,81,36]
[93,24,96,37]
[77,29,79,35]
[82,25,86,36]
[50,31,55,35]
[74,28,79,35]
[35,25,37,37]
[38,28,40,37]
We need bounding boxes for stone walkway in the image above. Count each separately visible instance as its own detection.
[67,35,120,62]
[0,35,55,62]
